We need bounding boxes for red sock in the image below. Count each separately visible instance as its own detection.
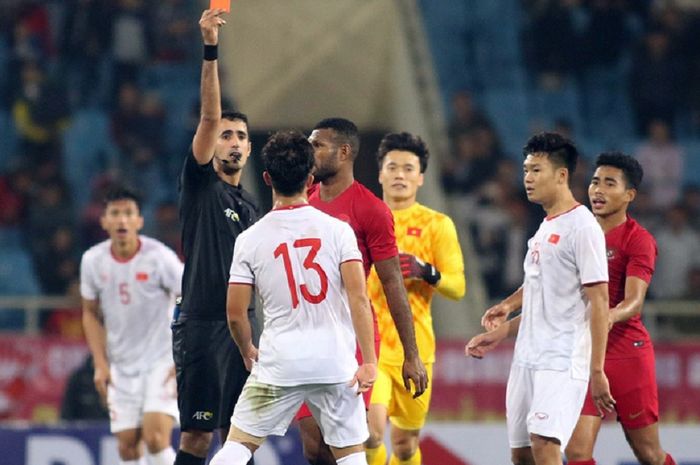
[664,454,676,465]
[567,460,596,465]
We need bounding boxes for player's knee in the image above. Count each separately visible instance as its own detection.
[117,441,141,461]
[392,435,418,461]
[143,428,169,453]
[366,426,384,448]
[630,442,666,465]
[511,448,536,465]
[564,440,592,462]
[180,430,214,457]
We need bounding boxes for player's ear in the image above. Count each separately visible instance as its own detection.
[262,171,272,186]
[305,174,314,189]
[625,188,636,203]
[418,172,424,187]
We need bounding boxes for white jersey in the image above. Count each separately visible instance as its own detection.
[80,236,183,372]
[229,204,362,386]
[513,205,608,380]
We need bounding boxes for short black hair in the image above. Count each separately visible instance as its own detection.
[523,132,578,177]
[103,186,142,210]
[222,110,249,131]
[594,151,644,190]
[313,117,360,158]
[376,132,430,173]
[261,130,315,196]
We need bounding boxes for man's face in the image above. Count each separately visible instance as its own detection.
[523,153,563,205]
[100,199,143,243]
[308,128,340,182]
[589,165,634,218]
[214,118,252,176]
[378,150,423,203]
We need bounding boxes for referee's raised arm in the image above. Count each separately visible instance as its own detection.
[192,8,226,165]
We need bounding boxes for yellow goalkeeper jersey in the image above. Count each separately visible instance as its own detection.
[367,202,465,366]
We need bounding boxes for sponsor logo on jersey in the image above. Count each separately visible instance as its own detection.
[548,233,560,244]
[192,411,214,421]
[606,248,616,260]
[135,272,149,282]
[224,208,240,222]
[407,227,422,237]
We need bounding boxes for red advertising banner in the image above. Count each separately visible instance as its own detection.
[431,340,700,422]
[0,336,88,421]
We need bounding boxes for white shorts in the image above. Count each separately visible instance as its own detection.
[506,364,587,450]
[231,369,368,448]
[107,359,179,433]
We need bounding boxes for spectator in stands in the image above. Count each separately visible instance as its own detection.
[680,184,700,229]
[153,0,196,63]
[447,90,490,139]
[60,355,110,421]
[110,0,153,98]
[35,226,79,295]
[629,29,684,135]
[634,119,684,210]
[59,0,111,107]
[652,204,700,299]
[442,123,504,195]
[686,266,700,300]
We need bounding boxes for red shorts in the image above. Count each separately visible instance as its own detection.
[295,337,380,421]
[581,349,658,429]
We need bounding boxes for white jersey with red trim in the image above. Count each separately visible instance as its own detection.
[80,236,183,372]
[229,204,363,386]
[514,205,608,380]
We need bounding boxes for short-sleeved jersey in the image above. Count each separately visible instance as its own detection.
[80,236,183,371]
[367,203,465,366]
[308,181,398,276]
[229,204,363,386]
[514,205,608,380]
[605,215,657,359]
[178,152,259,320]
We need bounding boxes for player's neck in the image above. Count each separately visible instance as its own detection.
[272,191,308,209]
[385,195,416,211]
[111,237,140,260]
[543,189,578,218]
[596,208,628,233]
[319,170,354,202]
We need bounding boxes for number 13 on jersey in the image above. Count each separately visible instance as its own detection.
[274,238,329,308]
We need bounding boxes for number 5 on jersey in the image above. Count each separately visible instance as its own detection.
[274,238,328,308]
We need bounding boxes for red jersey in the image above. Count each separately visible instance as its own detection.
[309,181,398,275]
[605,215,657,359]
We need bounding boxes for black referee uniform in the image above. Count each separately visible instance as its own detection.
[173,150,260,432]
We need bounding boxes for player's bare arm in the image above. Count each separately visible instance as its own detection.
[481,286,523,331]
[192,8,226,165]
[374,256,428,398]
[467,314,521,359]
[226,283,258,372]
[341,260,377,393]
[609,276,649,327]
[584,282,616,414]
[81,298,110,404]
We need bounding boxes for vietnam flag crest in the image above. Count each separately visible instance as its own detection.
[407,227,422,237]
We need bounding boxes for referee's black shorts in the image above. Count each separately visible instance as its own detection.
[172,310,258,432]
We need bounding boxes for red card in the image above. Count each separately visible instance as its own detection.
[210,0,230,13]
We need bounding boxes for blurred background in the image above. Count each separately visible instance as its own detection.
[1,0,699,464]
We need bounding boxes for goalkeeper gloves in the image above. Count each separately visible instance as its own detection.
[399,253,441,285]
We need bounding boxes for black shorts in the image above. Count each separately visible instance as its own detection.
[172,312,258,432]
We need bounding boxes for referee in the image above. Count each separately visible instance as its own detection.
[172,9,259,465]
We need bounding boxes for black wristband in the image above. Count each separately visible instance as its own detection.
[203,44,218,61]
[422,263,441,286]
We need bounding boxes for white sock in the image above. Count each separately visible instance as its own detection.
[147,447,177,465]
[337,451,368,465]
[209,441,253,465]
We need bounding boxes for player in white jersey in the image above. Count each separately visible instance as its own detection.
[466,133,615,465]
[209,131,376,465]
[81,187,183,465]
